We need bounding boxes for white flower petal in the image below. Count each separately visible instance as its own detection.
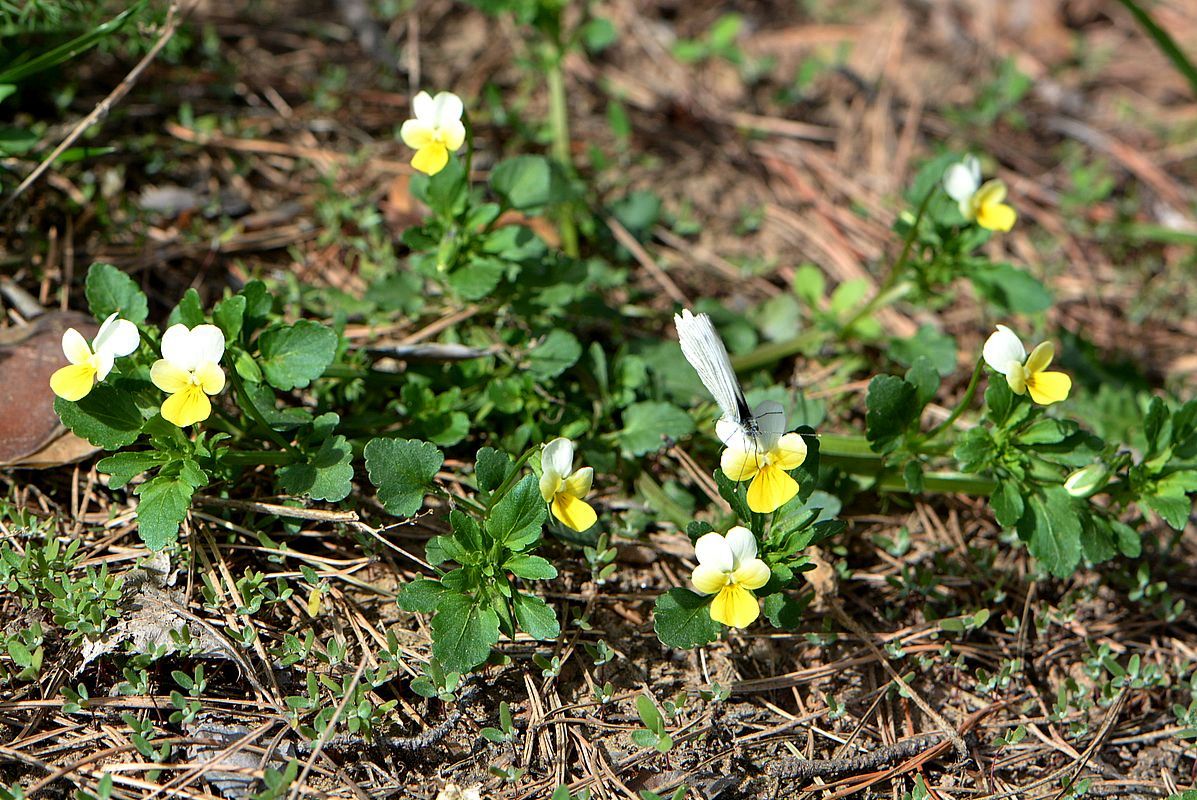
[411,90,435,122]
[753,400,786,452]
[694,532,734,572]
[189,324,226,365]
[93,350,116,381]
[724,526,759,567]
[943,160,979,202]
[982,325,1026,376]
[160,324,195,371]
[541,437,574,482]
[61,328,92,364]
[430,91,464,129]
[93,317,140,358]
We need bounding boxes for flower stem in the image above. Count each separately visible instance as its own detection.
[921,358,985,445]
[839,185,937,339]
[545,45,579,258]
[816,433,995,496]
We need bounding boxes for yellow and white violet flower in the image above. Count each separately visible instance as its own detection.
[540,437,597,532]
[983,324,1071,406]
[150,323,226,427]
[718,401,808,514]
[400,91,466,176]
[943,155,1017,232]
[50,313,141,401]
[691,526,771,628]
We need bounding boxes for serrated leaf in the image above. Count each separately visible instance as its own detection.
[865,375,919,453]
[504,554,558,580]
[134,474,195,550]
[513,592,559,639]
[398,578,450,613]
[277,434,354,502]
[485,474,546,549]
[619,401,695,456]
[54,386,144,450]
[490,155,553,211]
[449,257,506,300]
[475,447,513,493]
[363,437,443,517]
[97,450,167,489]
[84,262,148,324]
[167,288,204,328]
[653,588,721,649]
[431,592,500,673]
[528,329,582,379]
[990,480,1024,529]
[257,320,338,390]
[1018,487,1082,578]
[213,294,247,341]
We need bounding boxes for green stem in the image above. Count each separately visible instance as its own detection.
[486,446,537,510]
[730,329,824,373]
[1116,0,1197,99]
[921,358,985,444]
[228,372,301,456]
[545,45,579,258]
[839,186,937,339]
[220,451,297,466]
[816,433,995,496]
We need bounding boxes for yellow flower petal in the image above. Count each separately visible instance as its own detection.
[411,143,449,176]
[50,363,98,401]
[721,445,762,483]
[732,558,771,591]
[195,361,225,395]
[1026,371,1071,405]
[539,472,563,503]
[151,360,193,394]
[1025,341,1054,374]
[768,433,808,471]
[709,584,760,628]
[1005,367,1027,396]
[746,464,799,514]
[564,467,593,499]
[976,201,1016,232]
[691,564,729,595]
[551,492,597,532]
[161,386,212,427]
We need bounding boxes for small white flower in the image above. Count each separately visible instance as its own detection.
[400,91,466,176]
[50,313,140,401]
[539,437,597,532]
[982,325,1071,405]
[150,323,226,427]
[691,526,772,629]
[943,154,1017,232]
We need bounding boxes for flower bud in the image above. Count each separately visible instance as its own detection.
[1064,464,1110,498]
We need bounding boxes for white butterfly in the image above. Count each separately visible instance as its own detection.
[674,309,784,454]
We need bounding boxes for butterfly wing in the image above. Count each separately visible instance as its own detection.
[674,309,752,426]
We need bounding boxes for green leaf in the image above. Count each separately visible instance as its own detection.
[54,386,144,450]
[620,401,695,457]
[84,262,148,324]
[134,474,196,550]
[528,329,582,379]
[363,438,444,517]
[865,375,919,453]
[653,588,721,649]
[1018,487,1082,578]
[398,578,450,613]
[890,327,957,377]
[504,554,558,580]
[762,592,810,630]
[904,356,941,408]
[485,474,546,550]
[420,155,467,216]
[714,468,752,522]
[1141,493,1191,530]
[277,435,354,502]
[636,694,663,731]
[257,320,338,391]
[513,592,560,640]
[431,592,500,673]
[969,263,1052,313]
[490,155,553,211]
[990,480,1025,529]
[954,427,995,472]
[96,450,167,489]
[984,377,1014,425]
[213,294,247,342]
[167,288,204,328]
[449,257,507,300]
[475,447,513,493]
